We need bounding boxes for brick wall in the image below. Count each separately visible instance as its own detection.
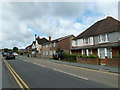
[106,58,119,67]
[77,58,100,65]
[112,47,120,56]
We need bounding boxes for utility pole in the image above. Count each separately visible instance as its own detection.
[35,34,37,57]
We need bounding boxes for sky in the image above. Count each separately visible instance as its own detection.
[0,0,119,49]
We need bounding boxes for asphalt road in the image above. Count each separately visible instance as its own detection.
[2,56,119,88]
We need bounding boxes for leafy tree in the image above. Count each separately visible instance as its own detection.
[13,47,18,52]
[4,48,8,52]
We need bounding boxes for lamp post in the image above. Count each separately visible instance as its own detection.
[35,34,37,57]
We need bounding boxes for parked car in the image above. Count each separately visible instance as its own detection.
[5,52,15,60]
[2,52,8,57]
[13,52,18,56]
[53,52,64,60]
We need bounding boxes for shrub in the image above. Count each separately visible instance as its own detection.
[82,55,88,58]
[77,54,83,58]
[113,54,120,58]
[63,54,77,62]
[88,54,96,58]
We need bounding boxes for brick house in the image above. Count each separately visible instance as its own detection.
[42,35,75,58]
[25,44,32,53]
[71,16,120,59]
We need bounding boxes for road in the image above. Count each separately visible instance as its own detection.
[2,55,119,88]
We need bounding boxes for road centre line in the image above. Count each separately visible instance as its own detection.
[53,69,88,80]
[4,60,24,90]
[4,60,30,90]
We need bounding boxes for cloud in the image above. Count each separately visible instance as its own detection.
[0,1,118,49]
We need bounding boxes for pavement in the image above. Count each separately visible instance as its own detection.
[22,55,119,73]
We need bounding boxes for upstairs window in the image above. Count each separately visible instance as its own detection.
[46,45,48,48]
[83,37,90,44]
[53,42,56,47]
[49,43,52,47]
[98,34,109,43]
[75,40,78,45]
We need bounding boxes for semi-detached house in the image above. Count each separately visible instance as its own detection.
[71,16,120,59]
[42,35,75,58]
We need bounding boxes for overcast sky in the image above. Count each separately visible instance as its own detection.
[0,0,119,49]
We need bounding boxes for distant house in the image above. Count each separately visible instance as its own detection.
[42,35,75,58]
[71,16,120,59]
[25,44,32,53]
[31,36,49,55]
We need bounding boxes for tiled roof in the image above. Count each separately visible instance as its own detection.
[74,16,120,40]
[36,38,49,45]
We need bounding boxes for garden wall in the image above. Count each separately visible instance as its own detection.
[77,58,100,65]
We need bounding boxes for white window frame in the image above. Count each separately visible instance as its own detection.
[49,43,52,47]
[46,44,48,48]
[98,34,109,43]
[53,42,56,47]
[83,37,90,45]
[75,40,78,46]
[49,51,52,55]
[46,51,48,55]
[98,48,112,59]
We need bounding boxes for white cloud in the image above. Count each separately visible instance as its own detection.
[0,2,118,49]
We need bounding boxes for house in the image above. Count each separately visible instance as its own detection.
[42,35,75,58]
[25,44,32,53]
[31,36,49,55]
[71,16,120,59]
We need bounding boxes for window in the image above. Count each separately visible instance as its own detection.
[75,40,78,45]
[53,42,56,47]
[49,43,52,47]
[49,51,52,55]
[83,37,90,44]
[98,48,112,58]
[46,45,48,48]
[82,49,92,56]
[43,51,45,55]
[98,34,109,43]
[54,50,56,54]
[46,51,48,55]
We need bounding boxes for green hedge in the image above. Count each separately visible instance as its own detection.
[77,54,96,58]
[63,54,77,62]
[113,54,120,58]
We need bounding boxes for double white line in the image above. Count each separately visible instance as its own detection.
[4,59,30,90]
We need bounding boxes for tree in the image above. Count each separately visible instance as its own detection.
[4,48,8,52]
[13,47,18,52]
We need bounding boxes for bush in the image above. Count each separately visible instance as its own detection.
[82,55,88,58]
[77,54,96,58]
[63,54,77,62]
[77,54,83,58]
[113,54,120,58]
[88,55,96,58]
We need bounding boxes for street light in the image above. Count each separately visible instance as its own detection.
[35,34,37,57]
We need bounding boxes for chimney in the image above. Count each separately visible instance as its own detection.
[49,36,51,41]
[37,36,40,39]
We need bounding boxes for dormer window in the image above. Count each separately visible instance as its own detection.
[83,37,90,44]
[98,34,109,43]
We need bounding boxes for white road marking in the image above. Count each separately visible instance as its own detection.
[38,64,46,67]
[53,69,88,80]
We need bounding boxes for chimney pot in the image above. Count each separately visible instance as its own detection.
[49,36,51,41]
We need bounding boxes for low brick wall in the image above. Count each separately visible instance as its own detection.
[106,58,119,67]
[77,58,100,65]
[36,54,52,59]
